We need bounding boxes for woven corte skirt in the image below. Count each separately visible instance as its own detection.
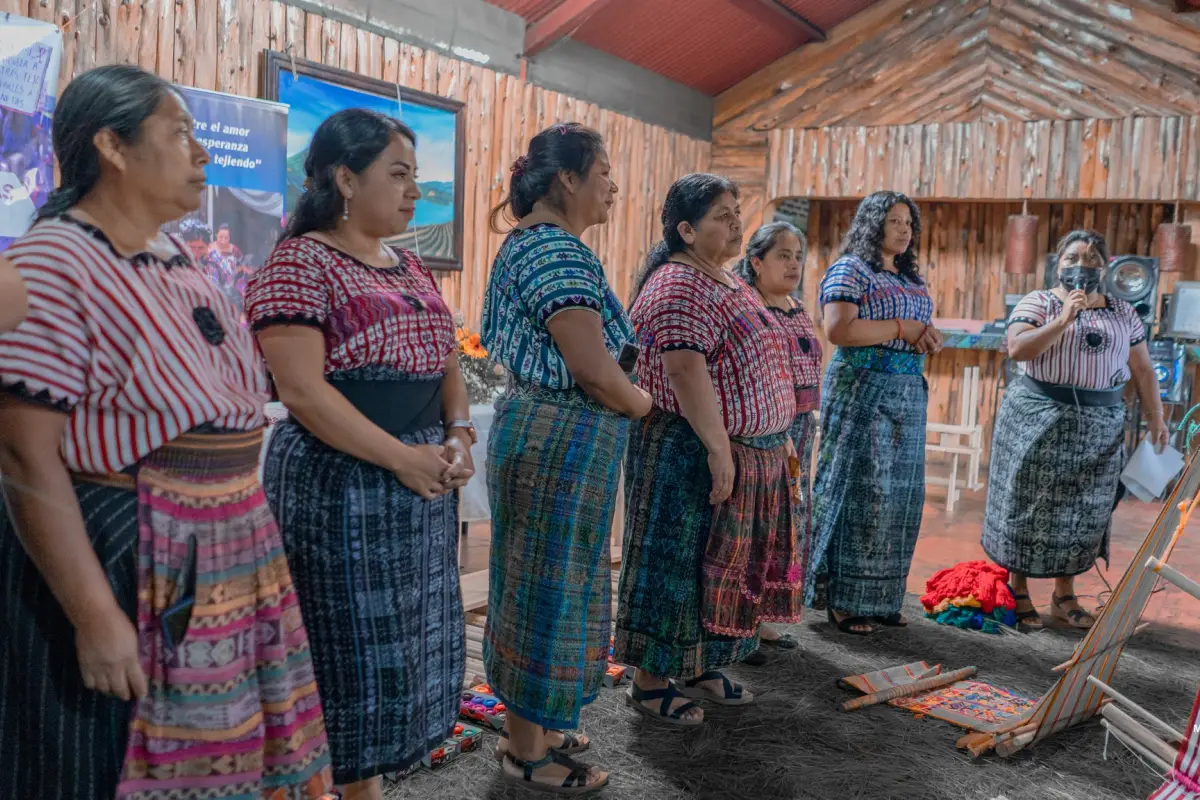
[982,381,1125,578]
[1,431,334,800]
[483,388,628,730]
[810,359,928,617]
[614,410,760,678]
[263,420,464,784]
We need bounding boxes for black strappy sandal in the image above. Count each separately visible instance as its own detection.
[875,613,908,628]
[625,681,704,727]
[493,727,590,762]
[1051,593,1095,629]
[1012,592,1043,632]
[679,670,754,706]
[760,632,800,649]
[501,750,608,795]
[827,607,879,636]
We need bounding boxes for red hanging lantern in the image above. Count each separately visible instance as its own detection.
[1005,200,1039,275]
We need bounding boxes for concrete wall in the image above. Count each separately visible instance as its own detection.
[283,0,714,140]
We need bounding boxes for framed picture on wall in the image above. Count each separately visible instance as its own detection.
[260,51,465,271]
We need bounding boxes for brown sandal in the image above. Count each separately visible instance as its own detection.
[493,728,589,762]
[1051,593,1095,629]
[1012,593,1043,632]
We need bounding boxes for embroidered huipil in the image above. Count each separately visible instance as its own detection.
[244,237,455,376]
[1008,289,1145,390]
[0,215,267,473]
[767,300,823,413]
[819,254,933,375]
[631,263,795,437]
[481,223,633,388]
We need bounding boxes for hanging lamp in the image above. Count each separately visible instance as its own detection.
[1004,199,1039,275]
[1155,202,1191,274]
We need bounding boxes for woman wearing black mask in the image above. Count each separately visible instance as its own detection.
[983,230,1167,631]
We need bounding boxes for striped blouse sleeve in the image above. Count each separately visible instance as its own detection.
[819,257,870,306]
[636,267,720,354]
[245,238,332,331]
[0,245,89,411]
[1009,291,1050,327]
[1124,300,1147,346]
[514,232,605,326]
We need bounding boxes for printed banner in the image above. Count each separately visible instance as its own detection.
[171,86,288,324]
[0,14,60,249]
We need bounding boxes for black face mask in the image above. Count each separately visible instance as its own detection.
[1059,266,1102,294]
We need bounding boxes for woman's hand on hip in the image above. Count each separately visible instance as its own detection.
[440,434,475,491]
[76,604,147,702]
[708,446,735,505]
[394,444,453,499]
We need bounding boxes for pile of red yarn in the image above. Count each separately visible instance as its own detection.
[921,561,1017,633]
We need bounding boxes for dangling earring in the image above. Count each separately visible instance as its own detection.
[342,200,350,222]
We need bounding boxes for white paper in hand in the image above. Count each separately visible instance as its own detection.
[1120,439,1185,502]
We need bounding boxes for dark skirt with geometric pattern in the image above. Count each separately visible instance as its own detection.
[982,380,1125,578]
[262,416,464,784]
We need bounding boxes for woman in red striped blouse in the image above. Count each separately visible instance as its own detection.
[0,258,26,332]
[0,65,332,799]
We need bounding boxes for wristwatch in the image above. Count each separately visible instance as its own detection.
[445,419,477,445]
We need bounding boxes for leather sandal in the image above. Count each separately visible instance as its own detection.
[1012,592,1043,632]
[679,670,754,706]
[501,750,608,795]
[625,681,703,726]
[760,632,800,649]
[493,727,590,762]
[875,613,908,628]
[1051,593,1095,629]
[828,607,879,636]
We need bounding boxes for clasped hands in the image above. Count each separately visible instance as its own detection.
[899,319,944,354]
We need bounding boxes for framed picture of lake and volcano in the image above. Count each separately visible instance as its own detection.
[261,52,465,271]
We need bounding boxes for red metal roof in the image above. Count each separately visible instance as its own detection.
[486,0,881,94]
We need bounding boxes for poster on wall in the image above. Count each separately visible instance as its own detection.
[260,51,465,271]
[0,14,61,251]
[167,86,288,324]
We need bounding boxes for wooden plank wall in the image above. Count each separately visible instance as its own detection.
[798,200,1178,464]
[767,117,1200,202]
[6,0,710,326]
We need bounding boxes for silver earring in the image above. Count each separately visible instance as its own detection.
[342,199,350,221]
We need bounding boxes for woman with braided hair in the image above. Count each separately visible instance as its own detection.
[481,122,650,794]
[614,174,800,726]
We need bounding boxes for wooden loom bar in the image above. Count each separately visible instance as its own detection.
[1051,623,1149,674]
[1087,676,1185,744]
[841,666,977,712]
[1100,717,1176,774]
[1148,557,1200,603]
[1101,705,1181,766]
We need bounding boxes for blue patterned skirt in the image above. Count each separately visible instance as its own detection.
[614,410,759,678]
[810,353,928,617]
[483,384,628,730]
[262,417,464,784]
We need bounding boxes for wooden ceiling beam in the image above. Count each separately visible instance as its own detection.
[730,0,826,41]
[522,0,618,58]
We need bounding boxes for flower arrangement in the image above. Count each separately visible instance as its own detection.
[454,312,505,406]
